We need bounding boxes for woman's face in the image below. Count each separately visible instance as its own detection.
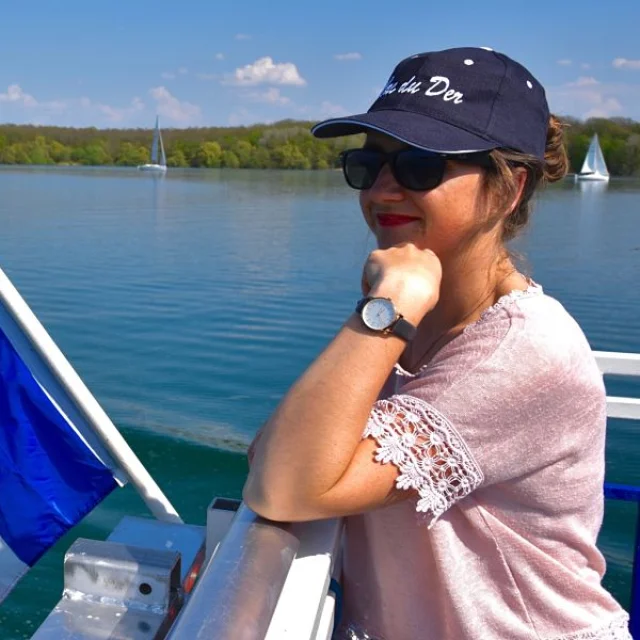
[359,133,493,258]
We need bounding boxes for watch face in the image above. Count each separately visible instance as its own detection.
[362,298,396,331]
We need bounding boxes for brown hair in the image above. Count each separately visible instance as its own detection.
[482,115,569,241]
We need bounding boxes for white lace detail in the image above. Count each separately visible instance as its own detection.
[335,623,386,640]
[475,282,542,325]
[363,394,484,526]
[547,612,631,640]
[337,613,631,640]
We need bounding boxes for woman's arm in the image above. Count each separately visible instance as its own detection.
[243,245,441,521]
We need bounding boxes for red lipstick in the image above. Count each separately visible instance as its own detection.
[377,214,419,227]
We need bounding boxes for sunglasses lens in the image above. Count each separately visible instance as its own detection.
[394,150,446,191]
[342,150,384,190]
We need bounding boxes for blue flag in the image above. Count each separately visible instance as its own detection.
[0,325,119,602]
[0,267,180,604]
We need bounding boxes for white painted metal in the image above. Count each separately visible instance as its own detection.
[593,351,640,419]
[606,397,640,420]
[265,518,343,640]
[0,266,182,524]
[314,591,337,640]
[594,351,640,376]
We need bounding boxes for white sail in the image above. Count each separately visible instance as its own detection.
[591,135,608,177]
[138,116,167,172]
[150,116,160,164]
[158,125,167,166]
[577,133,609,181]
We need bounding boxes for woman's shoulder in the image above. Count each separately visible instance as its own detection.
[468,282,594,363]
[399,283,601,395]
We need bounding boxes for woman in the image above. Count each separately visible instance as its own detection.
[243,47,631,639]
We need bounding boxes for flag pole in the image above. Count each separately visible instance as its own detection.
[0,267,182,524]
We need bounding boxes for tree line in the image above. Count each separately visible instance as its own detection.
[1,116,640,175]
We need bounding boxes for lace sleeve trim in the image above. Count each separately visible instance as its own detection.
[363,394,484,527]
[548,613,632,640]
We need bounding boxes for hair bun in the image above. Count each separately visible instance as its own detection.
[544,115,569,183]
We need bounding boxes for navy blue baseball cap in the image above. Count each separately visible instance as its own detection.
[312,47,550,161]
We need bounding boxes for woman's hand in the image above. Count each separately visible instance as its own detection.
[361,244,442,326]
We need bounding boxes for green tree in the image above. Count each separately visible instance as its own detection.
[230,140,254,167]
[12,144,31,165]
[26,136,54,165]
[221,149,240,168]
[167,149,188,167]
[270,143,311,169]
[115,142,148,166]
[193,141,223,168]
[0,144,17,164]
[47,140,71,163]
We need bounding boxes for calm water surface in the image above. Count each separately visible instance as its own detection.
[0,166,639,638]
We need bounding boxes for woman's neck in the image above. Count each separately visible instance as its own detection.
[400,252,528,372]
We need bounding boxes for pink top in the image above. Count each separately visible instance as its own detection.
[337,285,631,640]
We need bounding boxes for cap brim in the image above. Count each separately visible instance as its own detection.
[311,109,499,155]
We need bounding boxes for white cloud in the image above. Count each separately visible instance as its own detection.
[215,53,225,60]
[149,86,201,124]
[0,84,39,107]
[95,96,145,123]
[0,85,147,125]
[548,79,631,119]
[317,101,348,118]
[613,57,640,70]
[334,52,362,61]
[0,84,67,113]
[584,98,623,119]
[235,33,251,40]
[556,59,572,66]
[247,87,290,105]
[568,76,599,87]
[296,100,349,119]
[227,57,306,86]
[161,72,176,79]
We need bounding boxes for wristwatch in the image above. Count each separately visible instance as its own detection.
[356,296,417,342]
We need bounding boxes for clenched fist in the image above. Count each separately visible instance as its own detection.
[362,244,442,326]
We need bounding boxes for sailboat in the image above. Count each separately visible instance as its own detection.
[576,133,609,182]
[138,116,167,172]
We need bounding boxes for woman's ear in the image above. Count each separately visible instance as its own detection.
[509,167,528,215]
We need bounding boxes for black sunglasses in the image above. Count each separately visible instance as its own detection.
[339,147,493,192]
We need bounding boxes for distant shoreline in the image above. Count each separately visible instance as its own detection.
[1,117,639,175]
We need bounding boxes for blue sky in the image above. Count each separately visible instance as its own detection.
[1,0,639,129]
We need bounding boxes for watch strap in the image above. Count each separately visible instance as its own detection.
[390,316,417,342]
[355,296,371,314]
[355,296,417,342]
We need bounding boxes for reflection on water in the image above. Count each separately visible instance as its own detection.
[577,179,609,197]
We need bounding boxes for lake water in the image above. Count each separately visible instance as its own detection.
[0,166,639,638]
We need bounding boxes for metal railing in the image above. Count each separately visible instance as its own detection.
[596,351,640,639]
[167,501,299,640]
